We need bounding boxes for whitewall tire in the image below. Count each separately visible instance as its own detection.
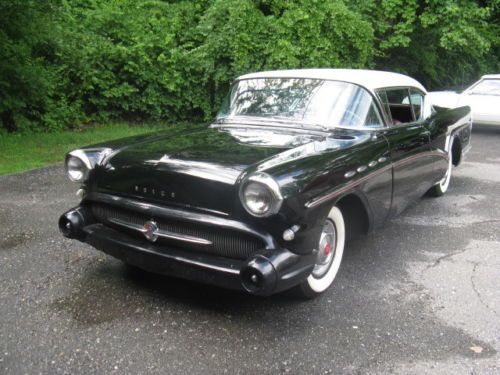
[297,206,345,299]
[429,136,454,197]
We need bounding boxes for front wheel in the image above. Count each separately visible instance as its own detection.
[296,206,346,299]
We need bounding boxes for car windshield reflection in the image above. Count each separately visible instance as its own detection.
[217,78,384,129]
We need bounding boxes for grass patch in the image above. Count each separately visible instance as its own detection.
[0,123,167,176]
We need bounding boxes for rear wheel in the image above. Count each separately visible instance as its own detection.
[296,206,345,299]
[428,136,454,197]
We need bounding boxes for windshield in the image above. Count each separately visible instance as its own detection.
[469,79,500,96]
[217,78,383,129]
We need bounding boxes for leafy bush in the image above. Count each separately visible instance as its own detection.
[0,0,59,131]
[350,0,500,88]
[0,0,498,132]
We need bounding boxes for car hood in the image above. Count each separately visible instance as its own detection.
[92,125,327,214]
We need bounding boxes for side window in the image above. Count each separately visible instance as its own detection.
[377,90,391,121]
[378,88,415,125]
[364,102,384,128]
[323,85,385,128]
[409,89,424,120]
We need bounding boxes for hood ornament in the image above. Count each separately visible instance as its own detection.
[144,154,170,165]
[141,220,159,242]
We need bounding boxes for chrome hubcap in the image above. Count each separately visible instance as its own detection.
[312,219,337,278]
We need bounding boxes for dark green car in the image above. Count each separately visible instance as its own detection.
[59,69,472,298]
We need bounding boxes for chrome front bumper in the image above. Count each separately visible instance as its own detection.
[59,194,316,295]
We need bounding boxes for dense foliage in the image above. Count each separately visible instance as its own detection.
[1,0,498,132]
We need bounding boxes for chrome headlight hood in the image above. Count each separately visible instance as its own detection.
[239,172,283,217]
[65,148,112,183]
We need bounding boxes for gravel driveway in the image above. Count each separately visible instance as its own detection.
[1,127,499,374]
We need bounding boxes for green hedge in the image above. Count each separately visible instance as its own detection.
[1,0,499,132]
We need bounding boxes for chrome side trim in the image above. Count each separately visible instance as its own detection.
[108,217,213,246]
[306,165,392,209]
[393,150,448,168]
[305,151,450,209]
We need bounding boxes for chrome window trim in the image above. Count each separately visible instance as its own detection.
[409,88,425,121]
[375,86,428,125]
[223,78,391,130]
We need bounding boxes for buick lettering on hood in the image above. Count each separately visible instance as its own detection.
[59,69,472,298]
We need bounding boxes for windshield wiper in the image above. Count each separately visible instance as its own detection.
[214,116,330,132]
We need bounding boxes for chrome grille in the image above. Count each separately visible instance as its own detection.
[90,203,264,260]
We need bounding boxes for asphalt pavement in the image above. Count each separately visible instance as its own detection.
[0,126,499,374]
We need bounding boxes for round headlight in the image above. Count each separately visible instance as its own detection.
[240,173,283,217]
[66,155,89,182]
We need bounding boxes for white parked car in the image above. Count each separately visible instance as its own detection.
[428,74,500,126]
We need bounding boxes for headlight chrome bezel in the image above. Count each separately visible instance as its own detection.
[65,148,112,183]
[239,172,283,217]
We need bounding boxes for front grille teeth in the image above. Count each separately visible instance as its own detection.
[90,203,264,260]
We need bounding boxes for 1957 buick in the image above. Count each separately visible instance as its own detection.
[59,69,471,298]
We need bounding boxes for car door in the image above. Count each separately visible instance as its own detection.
[377,87,434,216]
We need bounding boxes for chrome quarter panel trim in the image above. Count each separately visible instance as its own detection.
[393,150,449,168]
[305,151,449,209]
[306,164,392,209]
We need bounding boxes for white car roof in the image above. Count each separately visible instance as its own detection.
[482,74,500,79]
[237,69,427,94]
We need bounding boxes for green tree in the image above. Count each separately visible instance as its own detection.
[191,0,373,116]
[1,0,498,132]
[0,0,60,131]
[351,0,500,88]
